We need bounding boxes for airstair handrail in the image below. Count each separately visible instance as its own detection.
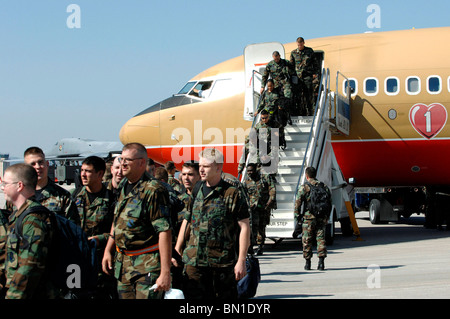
[294,68,331,199]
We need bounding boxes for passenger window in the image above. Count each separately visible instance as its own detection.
[343,79,357,96]
[427,76,441,94]
[385,77,399,95]
[406,76,420,95]
[364,78,378,96]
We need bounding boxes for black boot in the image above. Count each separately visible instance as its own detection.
[304,259,311,270]
[318,257,325,271]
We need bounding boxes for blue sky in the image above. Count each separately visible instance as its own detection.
[0,0,449,158]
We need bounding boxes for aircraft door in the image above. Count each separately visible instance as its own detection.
[335,71,351,136]
[243,42,285,121]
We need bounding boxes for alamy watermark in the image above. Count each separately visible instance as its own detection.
[170,122,280,174]
[66,4,81,29]
[66,264,82,289]
[366,4,381,30]
[366,264,381,289]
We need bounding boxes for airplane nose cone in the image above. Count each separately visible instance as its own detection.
[119,120,130,145]
[119,116,145,145]
[119,111,161,147]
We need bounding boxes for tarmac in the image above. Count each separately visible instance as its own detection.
[254,212,450,299]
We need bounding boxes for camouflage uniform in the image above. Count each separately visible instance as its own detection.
[238,135,259,175]
[257,89,284,122]
[289,47,320,115]
[253,119,284,175]
[168,174,185,194]
[113,173,171,299]
[261,58,293,100]
[177,191,190,233]
[182,179,249,299]
[4,200,60,299]
[105,179,121,205]
[294,178,331,260]
[72,185,116,298]
[242,172,276,247]
[172,189,191,290]
[0,209,9,297]
[5,178,80,226]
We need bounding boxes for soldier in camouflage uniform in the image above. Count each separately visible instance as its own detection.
[71,156,116,298]
[294,167,331,271]
[253,110,284,175]
[257,79,289,126]
[178,161,201,231]
[2,163,60,299]
[12,147,80,225]
[0,209,9,298]
[101,143,172,299]
[175,148,250,299]
[290,37,321,116]
[165,160,185,194]
[105,156,123,204]
[261,51,293,115]
[242,163,276,255]
[171,161,201,289]
[238,132,260,176]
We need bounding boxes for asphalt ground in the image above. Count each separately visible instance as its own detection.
[254,211,450,299]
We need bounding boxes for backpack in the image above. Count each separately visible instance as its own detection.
[305,181,332,218]
[14,205,98,293]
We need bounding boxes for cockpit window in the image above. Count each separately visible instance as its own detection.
[189,81,213,98]
[208,79,233,100]
[177,81,214,98]
[178,81,197,95]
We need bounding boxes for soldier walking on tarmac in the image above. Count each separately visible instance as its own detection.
[295,167,331,271]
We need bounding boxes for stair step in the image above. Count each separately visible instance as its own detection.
[285,135,309,143]
[276,175,300,183]
[276,183,297,192]
[277,166,303,175]
[279,149,306,157]
[275,204,296,212]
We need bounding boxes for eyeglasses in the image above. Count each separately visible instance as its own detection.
[119,157,144,164]
[0,181,19,188]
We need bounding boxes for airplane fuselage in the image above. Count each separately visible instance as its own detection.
[119,27,450,188]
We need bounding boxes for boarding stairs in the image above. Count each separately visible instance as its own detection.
[243,43,361,243]
[265,116,314,239]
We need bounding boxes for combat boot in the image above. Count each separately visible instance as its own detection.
[318,257,325,271]
[304,259,311,270]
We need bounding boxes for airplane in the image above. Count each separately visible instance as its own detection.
[119,26,450,228]
[42,138,123,186]
[46,137,123,158]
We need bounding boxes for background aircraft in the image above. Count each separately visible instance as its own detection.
[45,137,123,158]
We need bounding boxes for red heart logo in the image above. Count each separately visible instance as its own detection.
[409,103,448,139]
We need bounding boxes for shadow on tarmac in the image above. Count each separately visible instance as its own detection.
[263,215,450,253]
